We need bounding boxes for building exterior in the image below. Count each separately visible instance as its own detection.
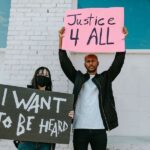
[0,0,150,149]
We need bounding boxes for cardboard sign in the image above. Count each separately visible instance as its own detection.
[63,8,125,53]
[0,84,74,144]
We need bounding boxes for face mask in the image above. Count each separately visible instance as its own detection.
[36,76,51,87]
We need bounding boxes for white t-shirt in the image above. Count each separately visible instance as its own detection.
[73,75,105,129]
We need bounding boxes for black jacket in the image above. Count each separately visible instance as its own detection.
[59,49,125,131]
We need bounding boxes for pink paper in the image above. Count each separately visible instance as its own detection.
[62,8,125,53]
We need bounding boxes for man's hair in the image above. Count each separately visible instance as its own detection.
[84,54,98,61]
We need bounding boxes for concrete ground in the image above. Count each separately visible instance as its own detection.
[0,136,150,150]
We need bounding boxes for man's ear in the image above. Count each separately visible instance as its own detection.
[97,61,99,66]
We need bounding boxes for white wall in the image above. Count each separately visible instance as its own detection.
[0,0,150,149]
[0,0,72,93]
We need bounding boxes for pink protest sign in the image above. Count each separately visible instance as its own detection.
[62,8,125,53]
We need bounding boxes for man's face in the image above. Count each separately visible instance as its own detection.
[84,55,99,74]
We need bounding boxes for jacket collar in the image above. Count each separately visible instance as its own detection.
[84,72,90,81]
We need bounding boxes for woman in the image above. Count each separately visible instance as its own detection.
[16,66,55,150]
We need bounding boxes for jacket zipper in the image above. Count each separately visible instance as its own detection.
[99,84,110,131]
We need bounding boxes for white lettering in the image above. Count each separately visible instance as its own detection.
[53,97,67,113]
[2,88,8,106]
[16,113,25,136]
[39,119,49,133]
[39,119,69,137]
[26,116,35,131]
[27,95,40,113]
[0,112,6,122]
[40,96,51,110]
[16,114,35,136]
[13,91,36,110]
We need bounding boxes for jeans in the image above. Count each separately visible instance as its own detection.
[18,142,51,150]
[73,129,107,150]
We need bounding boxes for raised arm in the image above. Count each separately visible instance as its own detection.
[107,27,128,81]
[59,27,77,83]
[107,51,126,81]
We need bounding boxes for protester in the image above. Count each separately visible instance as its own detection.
[16,66,55,150]
[58,27,128,150]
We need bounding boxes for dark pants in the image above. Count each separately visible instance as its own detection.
[73,129,107,150]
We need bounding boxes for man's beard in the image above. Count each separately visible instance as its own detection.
[86,67,97,73]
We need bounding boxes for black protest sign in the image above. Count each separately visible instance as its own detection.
[0,84,74,144]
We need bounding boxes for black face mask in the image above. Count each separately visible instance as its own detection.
[36,76,51,87]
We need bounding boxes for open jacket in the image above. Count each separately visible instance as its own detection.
[59,49,126,131]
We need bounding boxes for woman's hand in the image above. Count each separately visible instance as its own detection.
[68,110,74,119]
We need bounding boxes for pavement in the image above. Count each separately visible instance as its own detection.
[0,136,150,150]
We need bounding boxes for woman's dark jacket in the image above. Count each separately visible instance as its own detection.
[59,49,126,131]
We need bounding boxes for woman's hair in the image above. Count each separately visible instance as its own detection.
[31,66,52,91]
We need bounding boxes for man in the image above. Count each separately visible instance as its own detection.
[59,27,127,150]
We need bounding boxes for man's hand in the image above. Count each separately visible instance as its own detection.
[59,27,65,49]
[59,27,65,38]
[122,27,128,37]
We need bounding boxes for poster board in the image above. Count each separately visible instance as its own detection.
[0,84,74,144]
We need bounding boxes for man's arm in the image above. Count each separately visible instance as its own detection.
[59,27,77,83]
[107,27,128,81]
[107,51,126,82]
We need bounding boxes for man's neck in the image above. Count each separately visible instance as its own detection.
[88,71,97,75]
